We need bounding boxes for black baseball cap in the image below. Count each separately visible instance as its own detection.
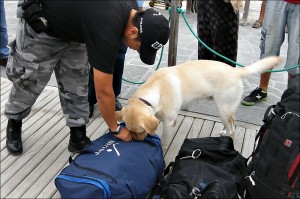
[137,9,170,65]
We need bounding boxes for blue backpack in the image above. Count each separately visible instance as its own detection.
[55,132,165,199]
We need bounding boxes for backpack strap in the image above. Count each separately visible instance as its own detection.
[247,105,280,161]
[164,162,174,176]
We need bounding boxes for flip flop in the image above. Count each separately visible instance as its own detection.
[252,20,262,29]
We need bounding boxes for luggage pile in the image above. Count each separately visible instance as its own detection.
[56,75,299,198]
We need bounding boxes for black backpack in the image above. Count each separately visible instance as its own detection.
[245,75,300,198]
[161,136,248,199]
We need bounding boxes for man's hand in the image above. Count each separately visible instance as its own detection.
[114,127,132,141]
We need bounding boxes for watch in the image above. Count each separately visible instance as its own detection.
[109,124,122,135]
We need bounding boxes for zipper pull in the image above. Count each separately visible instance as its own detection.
[245,171,256,186]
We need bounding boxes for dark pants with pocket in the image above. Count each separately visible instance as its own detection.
[88,42,127,106]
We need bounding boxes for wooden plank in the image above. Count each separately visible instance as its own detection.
[163,115,184,155]
[210,122,224,137]
[1,93,10,109]
[7,133,72,198]
[180,111,260,131]
[164,117,194,166]
[22,150,69,199]
[1,101,62,166]
[1,89,56,139]
[0,125,70,198]
[1,88,56,130]
[1,78,10,84]
[1,80,8,86]
[0,81,10,89]
[154,121,164,139]
[51,191,61,199]
[11,115,106,198]
[1,85,56,116]
[37,117,109,199]
[0,83,11,95]
[186,118,204,139]
[1,115,66,185]
[1,93,59,149]
[198,120,214,138]
[241,128,257,158]
[233,126,246,153]
[1,87,56,123]
[38,179,59,199]
[0,92,9,110]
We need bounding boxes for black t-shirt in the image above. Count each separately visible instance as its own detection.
[42,0,138,74]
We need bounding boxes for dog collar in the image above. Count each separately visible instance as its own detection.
[139,98,153,108]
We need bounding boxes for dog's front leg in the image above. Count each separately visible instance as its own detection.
[220,115,236,139]
[161,123,170,153]
[160,119,176,153]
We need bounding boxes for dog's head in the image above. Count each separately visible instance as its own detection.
[116,98,159,140]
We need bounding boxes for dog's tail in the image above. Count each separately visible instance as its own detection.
[237,56,282,77]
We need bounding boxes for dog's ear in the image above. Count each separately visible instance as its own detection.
[115,107,125,122]
[143,115,159,135]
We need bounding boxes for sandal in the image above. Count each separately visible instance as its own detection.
[252,20,262,29]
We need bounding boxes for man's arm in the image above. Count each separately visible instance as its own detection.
[93,68,132,141]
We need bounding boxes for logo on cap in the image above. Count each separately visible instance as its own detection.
[151,41,163,50]
[140,18,143,33]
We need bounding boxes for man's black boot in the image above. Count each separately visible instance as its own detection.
[68,125,91,153]
[6,119,23,155]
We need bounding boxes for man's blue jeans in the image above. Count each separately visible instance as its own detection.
[0,0,9,59]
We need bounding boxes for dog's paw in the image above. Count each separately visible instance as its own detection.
[219,130,227,136]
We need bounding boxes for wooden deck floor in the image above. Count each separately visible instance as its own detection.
[1,77,259,198]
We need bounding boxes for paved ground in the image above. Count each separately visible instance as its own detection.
[1,1,289,126]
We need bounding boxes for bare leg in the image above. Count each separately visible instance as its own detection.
[252,0,266,28]
[259,0,266,22]
[259,72,271,91]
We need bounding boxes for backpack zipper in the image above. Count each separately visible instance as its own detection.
[72,160,118,184]
[245,171,256,186]
[57,173,111,198]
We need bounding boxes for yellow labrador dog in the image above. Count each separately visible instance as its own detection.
[116,56,281,149]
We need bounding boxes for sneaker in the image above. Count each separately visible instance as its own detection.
[242,87,267,106]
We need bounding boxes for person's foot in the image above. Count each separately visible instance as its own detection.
[0,57,8,67]
[242,87,268,106]
[68,126,91,153]
[252,20,262,29]
[6,119,23,155]
[115,99,122,111]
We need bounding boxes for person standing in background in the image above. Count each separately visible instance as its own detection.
[242,0,300,106]
[252,0,266,29]
[196,0,241,67]
[0,0,9,67]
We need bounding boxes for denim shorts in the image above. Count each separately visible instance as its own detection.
[260,0,300,75]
